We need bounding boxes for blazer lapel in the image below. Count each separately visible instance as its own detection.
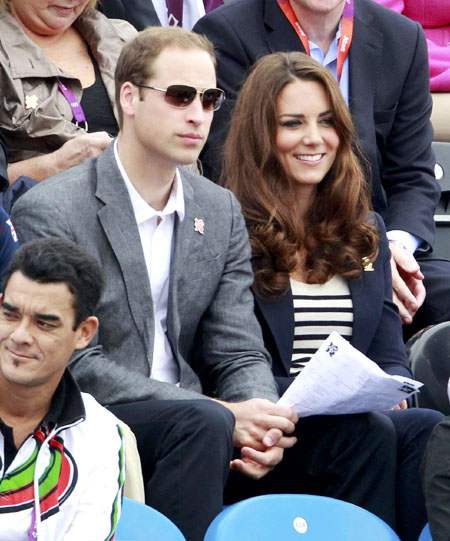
[264,0,307,54]
[349,261,383,355]
[349,2,382,165]
[95,145,155,355]
[255,291,295,377]
[166,173,209,384]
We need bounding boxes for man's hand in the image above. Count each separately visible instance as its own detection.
[389,242,426,324]
[230,439,295,480]
[216,398,298,479]
[217,398,298,449]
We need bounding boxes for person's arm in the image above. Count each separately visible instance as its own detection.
[7,132,113,184]
[380,23,437,246]
[69,342,212,404]
[192,190,280,403]
[365,217,413,379]
[375,22,437,322]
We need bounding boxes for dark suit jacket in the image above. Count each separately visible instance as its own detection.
[194,0,438,247]
[252,216,412,395]
[98,0,161,28]
[11,144,279,406]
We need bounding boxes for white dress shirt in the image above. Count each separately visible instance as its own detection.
[114,141,185,384]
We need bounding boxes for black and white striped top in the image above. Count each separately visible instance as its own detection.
[290,276,353,375]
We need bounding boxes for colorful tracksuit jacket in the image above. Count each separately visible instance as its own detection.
[0,371,125,540]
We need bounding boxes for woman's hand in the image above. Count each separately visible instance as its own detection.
[53,131,113,172]
[8,131,113,184]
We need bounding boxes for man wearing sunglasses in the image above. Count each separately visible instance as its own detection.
[11,25,398,541]
[10,25,296,541]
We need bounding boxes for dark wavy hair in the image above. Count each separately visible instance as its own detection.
[222,52,378,299]
[2,238,104,330]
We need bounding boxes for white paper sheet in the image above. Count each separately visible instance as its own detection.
[278,332,422,416]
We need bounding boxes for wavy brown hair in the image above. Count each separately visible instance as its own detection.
[222,52,378,299]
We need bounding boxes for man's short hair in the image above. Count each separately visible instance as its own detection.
[2,238,104,330]
[115,26,217,127]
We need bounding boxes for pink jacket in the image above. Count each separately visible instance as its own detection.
[374,0,450,91]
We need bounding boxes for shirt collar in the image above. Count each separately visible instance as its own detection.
[309,20,342,65]
[114,140,185,225]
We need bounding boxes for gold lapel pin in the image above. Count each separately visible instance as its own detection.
[363,257,374,272]
[25,94,38,110]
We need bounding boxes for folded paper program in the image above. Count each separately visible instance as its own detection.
[278,332,422,416]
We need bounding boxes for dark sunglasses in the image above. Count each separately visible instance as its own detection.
[134,83,225,111]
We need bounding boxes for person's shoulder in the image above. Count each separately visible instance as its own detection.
[195,0,263,26]
[72,392,123,456]
[180,168,237,207]
[80,8,137,42]
[13,157,98,210]
[358,0,420,31]
[80,392,120,429]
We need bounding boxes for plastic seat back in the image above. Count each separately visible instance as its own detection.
[433,141,450,258]
[116,497,186,541]
[205,494,400,540]
[418,523,432,540]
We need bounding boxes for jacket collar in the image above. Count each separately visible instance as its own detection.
[95,144,156,358]
[263,0,307,54]
[45,369,85,429]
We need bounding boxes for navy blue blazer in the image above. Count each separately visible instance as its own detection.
[252,216,413,394]
[98,0,161,29]
[194,0,438,247]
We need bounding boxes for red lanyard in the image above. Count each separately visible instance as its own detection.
[276,0,354,81]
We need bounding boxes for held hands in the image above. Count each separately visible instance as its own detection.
[218,398,298,480]
[389,242,426,324]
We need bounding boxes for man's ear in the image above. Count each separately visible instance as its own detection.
[74,316,99,350]
[120,81,139,119]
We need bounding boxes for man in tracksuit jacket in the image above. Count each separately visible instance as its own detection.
[0,238,125,541]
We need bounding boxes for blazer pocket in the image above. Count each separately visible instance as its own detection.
[374,105,396,125]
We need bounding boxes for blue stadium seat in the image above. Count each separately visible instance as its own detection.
[418,523,432,540]
[116,497,186,541]
[205,494,400,540]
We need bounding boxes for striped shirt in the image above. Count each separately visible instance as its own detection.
[290,275,353,375]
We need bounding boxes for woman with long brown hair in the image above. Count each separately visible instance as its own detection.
[223,51,442,541]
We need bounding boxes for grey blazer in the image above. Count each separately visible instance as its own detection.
[12,144,279,405]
